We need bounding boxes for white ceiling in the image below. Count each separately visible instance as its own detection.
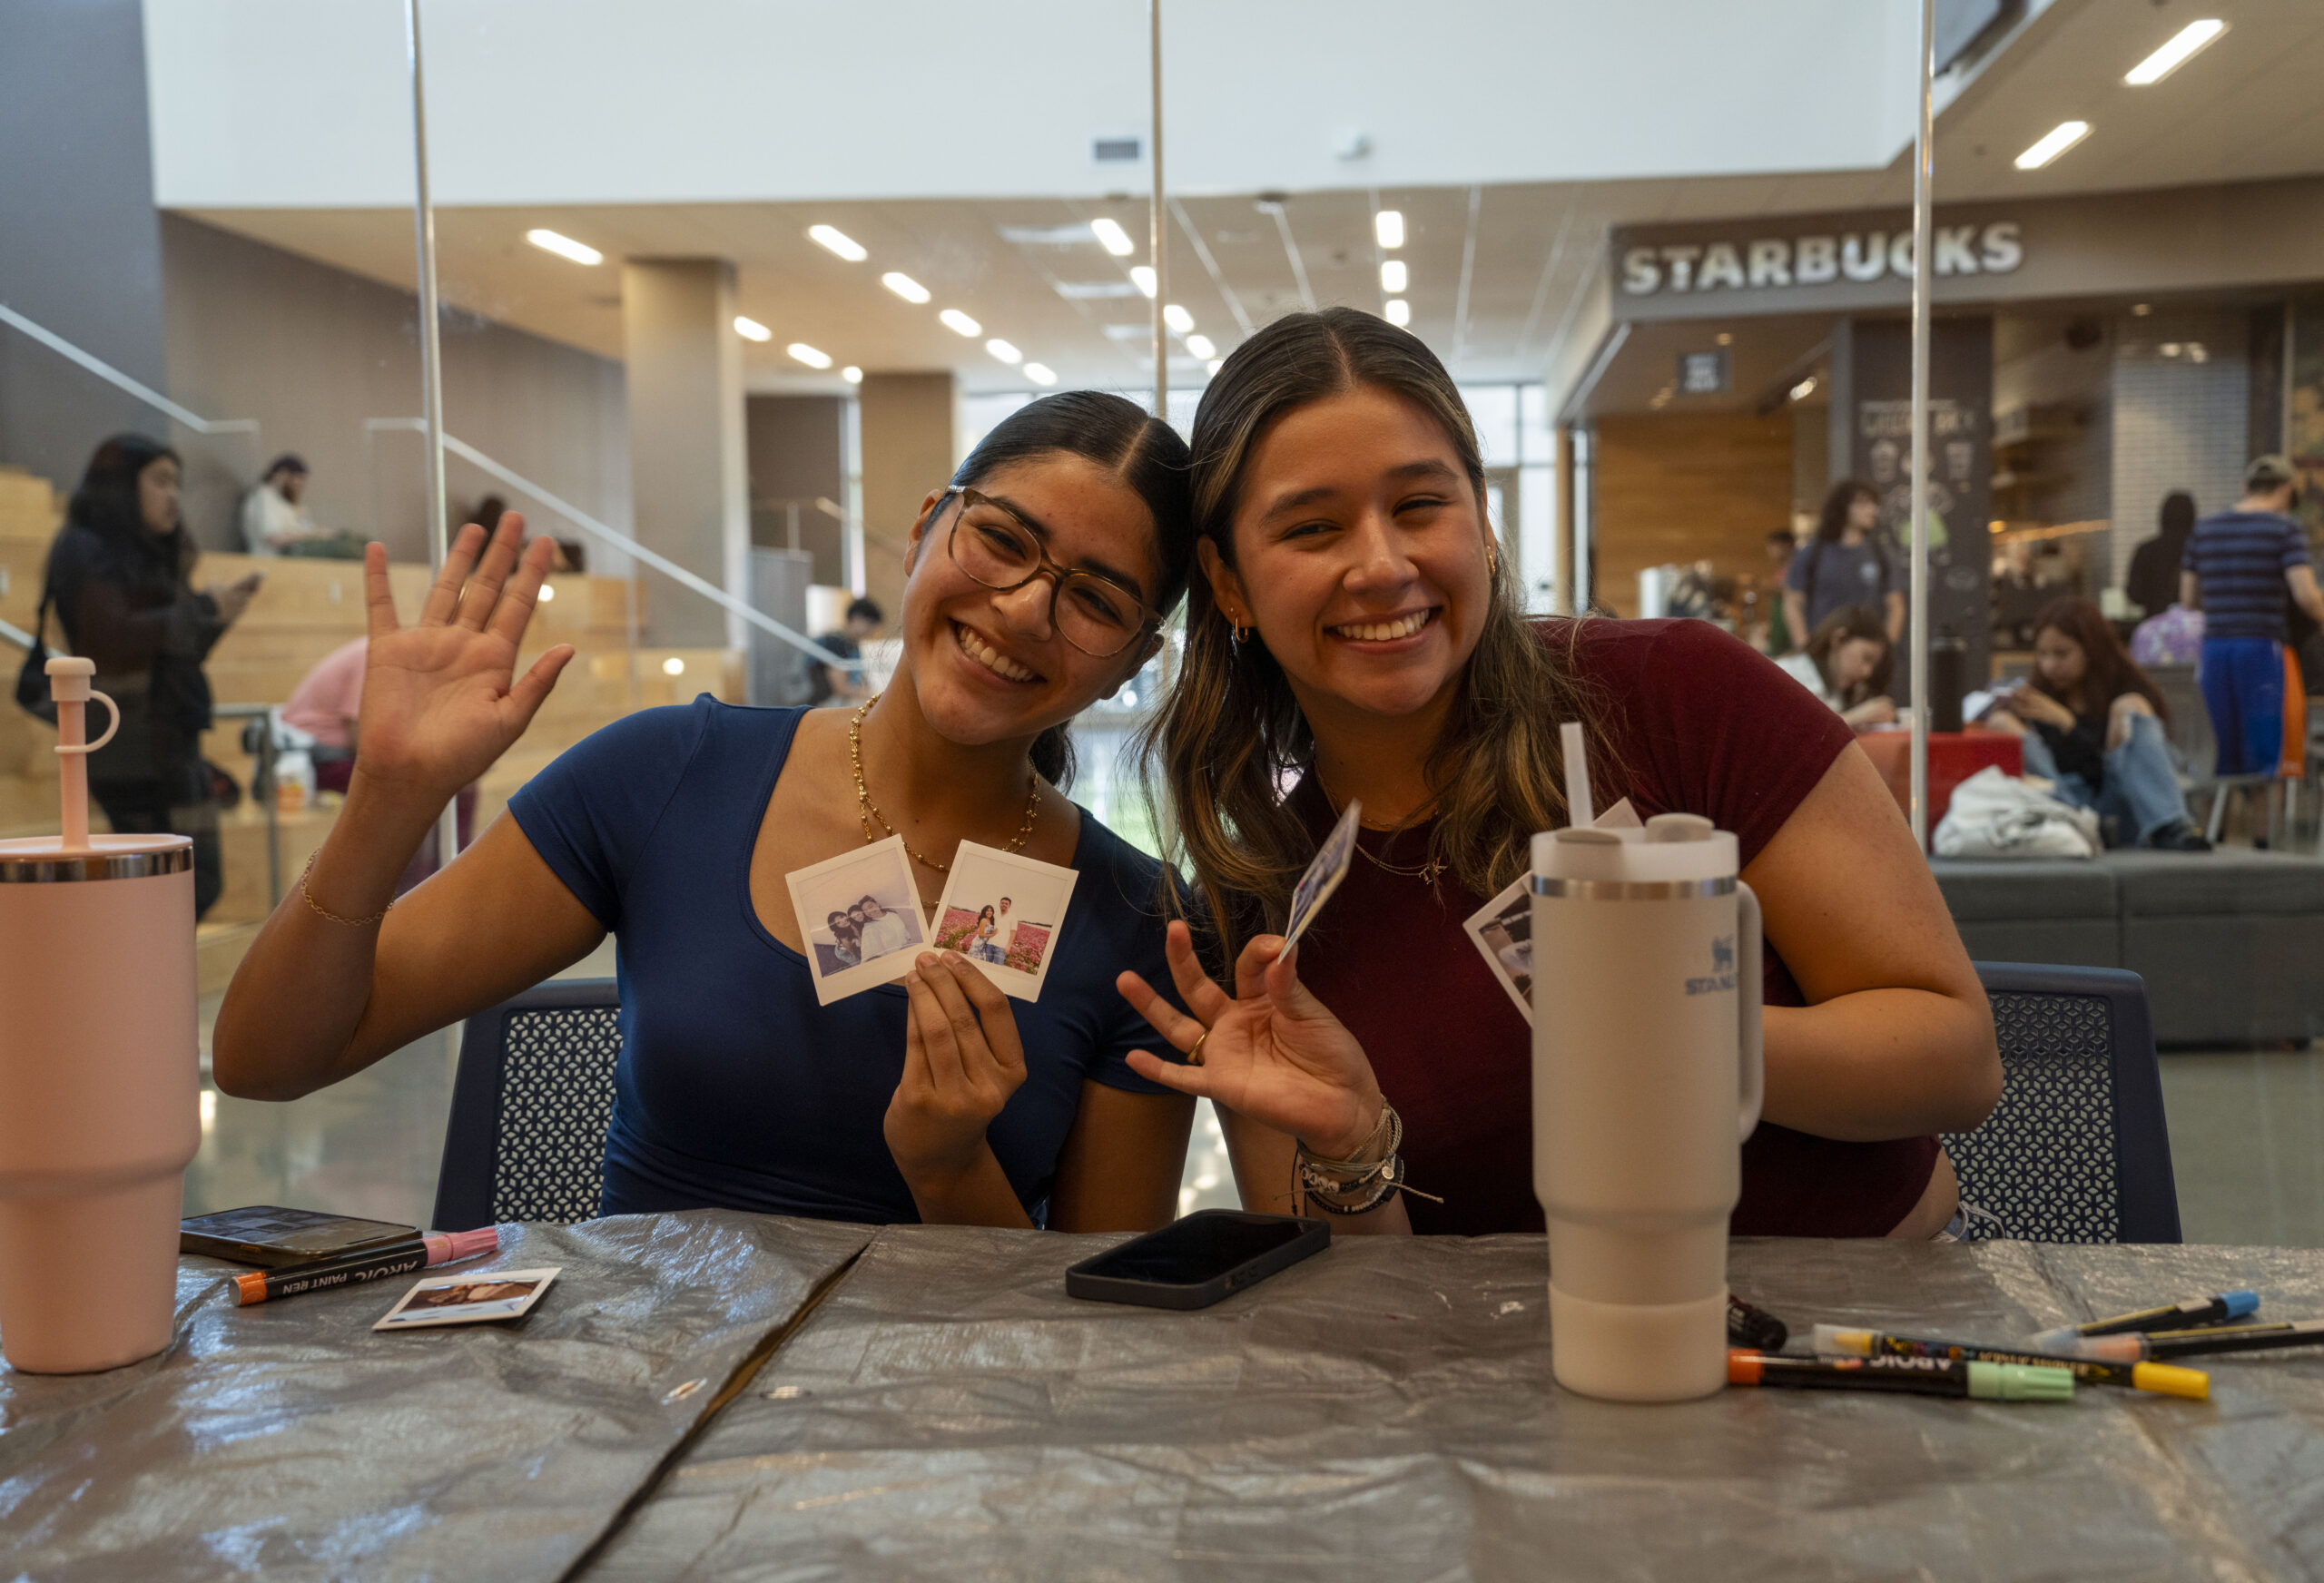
[177,0,2324,402]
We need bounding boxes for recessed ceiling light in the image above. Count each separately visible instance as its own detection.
[787,342,832,369]
[1024,362,1059,387]
[842,365,862,384]
[1206,358,1224,376]
[986,338,1021,364]
[1790,376,1818,401]
[537,583,556,602]
[662,656,685,676]
[1384,299,1411,327]
[1089,217,1136,257]
[1380,260,1409,293]
[2014,121,2091,171]
[2125,19,2224,85]
[939,309,981,337]
[1162,303,1194,333]
[881,271,931,304]
[1374,210,1404,250]
[1129,265,1157,299]
[733,316,772,342]
[807,224,867,261]
[1184,332,1216,359]
[526,229,602,266]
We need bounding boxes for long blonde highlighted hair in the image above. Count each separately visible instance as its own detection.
[1141,308,1603,955]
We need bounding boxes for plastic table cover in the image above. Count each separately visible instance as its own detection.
[0,1211,872,1582]
[584,1229,2324,1582]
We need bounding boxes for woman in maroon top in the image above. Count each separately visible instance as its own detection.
[1117,309,2000,1238]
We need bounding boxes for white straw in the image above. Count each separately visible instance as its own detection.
[1561,721,1593,829]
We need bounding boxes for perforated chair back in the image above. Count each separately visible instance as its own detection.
[430,978,622,1232]
[1941,962,2181,1244]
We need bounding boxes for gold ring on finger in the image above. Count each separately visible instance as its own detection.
[1186,1027,1211,1067]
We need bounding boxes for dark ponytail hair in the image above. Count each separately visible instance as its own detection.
[935,390,1192,789]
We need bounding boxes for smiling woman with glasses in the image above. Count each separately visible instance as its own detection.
[216,391,1206,1235]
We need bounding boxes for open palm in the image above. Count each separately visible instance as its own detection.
[356,514,573,801]
[1118,922,1384,1158]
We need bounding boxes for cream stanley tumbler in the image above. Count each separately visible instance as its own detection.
[0,658,197,1372]
[1531,811,1765,1402]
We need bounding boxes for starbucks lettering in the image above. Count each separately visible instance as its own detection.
[1621,223,2022,297]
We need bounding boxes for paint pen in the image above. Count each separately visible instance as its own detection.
[2058,1318,2324,1362]
[2026,1290,2257,1351]
[1813,1323,2209,1401]
[1728,1351,2072,1402]
[1727,1294,1788,1352]
[233,1227,500,1306]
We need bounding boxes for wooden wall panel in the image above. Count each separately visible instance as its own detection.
[1591,412,1796,618]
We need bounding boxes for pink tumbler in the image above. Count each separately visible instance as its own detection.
[0,658,197,1372]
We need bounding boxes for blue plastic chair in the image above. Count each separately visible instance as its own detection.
[431,978,622,1232]
[1944,962,2181,1244]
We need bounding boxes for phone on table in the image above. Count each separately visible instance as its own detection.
[1065,1210,1329,1311]
[181,1205,421,1268]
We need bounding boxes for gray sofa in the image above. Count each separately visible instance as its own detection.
[1931,850,2324,1047]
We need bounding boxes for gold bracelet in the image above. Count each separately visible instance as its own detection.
[300,850,395,928]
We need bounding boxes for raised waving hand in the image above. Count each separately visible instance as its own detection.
[355,514,574,804]
[1116,922,1384,1157]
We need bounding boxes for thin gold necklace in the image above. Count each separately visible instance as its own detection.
[1320,785,1443,885]
[849,694,1040,874]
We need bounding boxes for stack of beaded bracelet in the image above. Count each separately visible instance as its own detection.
[1295,1101,1407,1216]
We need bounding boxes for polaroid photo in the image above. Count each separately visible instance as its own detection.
[373,1266,561,1331]
[1462,875,1535,1023]
[787,835,929,1006]
[1282,797,1361,950]
[931,841,1079,1001]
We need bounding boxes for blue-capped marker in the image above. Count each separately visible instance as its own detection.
[2027,1290,2258,1352]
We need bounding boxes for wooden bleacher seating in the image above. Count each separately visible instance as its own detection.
[0,465,743,986]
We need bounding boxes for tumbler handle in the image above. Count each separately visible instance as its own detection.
[1735,880,1764,1142]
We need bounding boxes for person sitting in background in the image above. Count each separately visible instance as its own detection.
[281,636,366,794]
[1785,479,1904,645]
[240,455,359,558]
[806,596,885,705]
[1985,596,2209,851]
[2126,490,2197,621]
[1776,606,1896,730]
[2181,455,2324,778]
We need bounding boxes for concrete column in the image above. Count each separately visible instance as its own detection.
[622,259,748,649]
[857,372,956,624]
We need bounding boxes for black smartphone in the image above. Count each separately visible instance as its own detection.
[1064,1210,1329,1311]
[180,1205,421,1268]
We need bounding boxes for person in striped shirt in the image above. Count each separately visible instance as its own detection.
[2181,455,2324,776]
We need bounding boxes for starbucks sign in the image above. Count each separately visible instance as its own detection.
[1620,221,2023,297]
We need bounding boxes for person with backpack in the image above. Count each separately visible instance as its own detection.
[1784,479,1904,646]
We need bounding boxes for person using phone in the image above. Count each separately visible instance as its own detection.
[1116,309,1999,1242]
[215,392,1198,1234]
[38,433,259,918]
[1984,597,2207,850]
[1774,605,1896,730]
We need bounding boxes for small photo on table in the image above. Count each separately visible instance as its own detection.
[373,1266,561,1331]
[1462,874,1534,1022]
[931,841,1079,1001]
[786,836,928,1006]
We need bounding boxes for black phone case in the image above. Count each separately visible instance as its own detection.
[1064,1210,1330,1311]
[179,1206,421,1269]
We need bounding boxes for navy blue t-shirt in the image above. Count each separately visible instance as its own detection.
[2184,509,2310,643]
[507,698,1178,1224]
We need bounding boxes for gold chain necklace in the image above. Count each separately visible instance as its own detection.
[849,694,1040,874]
[1321,787,1444,886]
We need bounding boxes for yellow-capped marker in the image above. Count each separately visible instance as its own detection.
[1810,1324,2208,1399]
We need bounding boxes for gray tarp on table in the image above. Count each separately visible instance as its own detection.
[0,1211,871,1581]
[585,1229,2324,1582]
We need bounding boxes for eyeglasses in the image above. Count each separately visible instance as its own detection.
[942,487,1159,658]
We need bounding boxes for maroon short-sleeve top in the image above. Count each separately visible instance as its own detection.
[1285,617,1939,1237]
